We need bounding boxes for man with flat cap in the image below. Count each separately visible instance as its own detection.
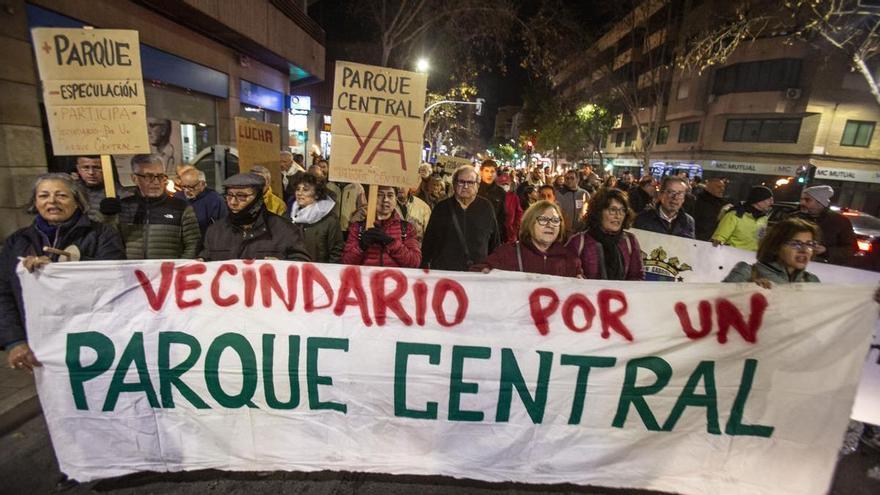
[200,173,310,261]
[794,184,856,265]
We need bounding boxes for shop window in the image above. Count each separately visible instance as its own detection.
[656,126,669,145]
[841,120,875,147]
[678,122,700,143]
[712,59,801,95]
[724,118,801,143]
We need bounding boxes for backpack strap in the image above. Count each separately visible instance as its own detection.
[400,219,408,243]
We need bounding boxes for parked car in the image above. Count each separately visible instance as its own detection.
[770,201,880,271]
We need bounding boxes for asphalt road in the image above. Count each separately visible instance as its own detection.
[2,415,879,495]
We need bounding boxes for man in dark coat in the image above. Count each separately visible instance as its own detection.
[175,168,227,235]
[634,176,695,238]
[201,173,311,261]
[693,177,732,241]
[628,176,656,213]
[477,159,508,242]
[421,166,501,271]
[794,185,856,266]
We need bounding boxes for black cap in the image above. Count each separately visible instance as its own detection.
[223,173,265,190]
[747,186,773,204]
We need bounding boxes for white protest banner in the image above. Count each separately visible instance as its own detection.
[329,61,427,187]
[634,228,880,424]
[20,260,876,494]
[31,28,149,155]
[235,117,283,196]
[436,154,471,175]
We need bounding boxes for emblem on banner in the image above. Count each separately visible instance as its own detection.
[642,246,692,282]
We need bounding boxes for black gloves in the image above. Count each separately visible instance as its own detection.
[99,197,122,215]
[359,227,393,250]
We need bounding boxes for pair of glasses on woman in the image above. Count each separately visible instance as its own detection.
[784,240,819,251]
[536,216,562,226]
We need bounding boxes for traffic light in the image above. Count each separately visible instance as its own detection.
[795,164,817,185]
[525,140,533,154]
[475,98,485,116]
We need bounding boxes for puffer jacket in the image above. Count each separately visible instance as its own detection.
[566,230,644,281]
[0,213,125,349]
[342,211,421,267]
[473,240,582,277]
[290,198,343,263]
[201,211,311,261]
[117,194,201,259]
[634,207,695,239]
[723,260,820,284]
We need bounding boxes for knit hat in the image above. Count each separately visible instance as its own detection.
[802,185,834,207]
[747,185,773,205]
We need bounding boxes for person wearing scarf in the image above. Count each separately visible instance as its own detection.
[2,173,124,372]
[288,173,342,263]
[711,185,774,251]
[200,173,310,261]
[566,187,644,280]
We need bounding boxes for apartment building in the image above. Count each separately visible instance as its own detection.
[553,0,880,213]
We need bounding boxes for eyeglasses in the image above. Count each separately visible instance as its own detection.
[784,240,819,251]
[225,193,256,202]
[134,173,168,183]
[455,180,478,188]
[605,207,627,216]
[662,190,686,199]
[536,216,562,226]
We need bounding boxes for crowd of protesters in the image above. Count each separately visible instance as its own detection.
[0,152,864,372]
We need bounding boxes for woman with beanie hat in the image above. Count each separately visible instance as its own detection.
[711,185,774,251]
[795,184,856,265]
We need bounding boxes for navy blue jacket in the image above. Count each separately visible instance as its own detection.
[175,189,227,235]
[634,207,695,239]
[0,214,125,349]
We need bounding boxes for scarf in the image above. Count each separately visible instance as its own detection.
[228,193,266,227]
[290,197,335,225]
[35,209,82,248]
[589,226,625,280]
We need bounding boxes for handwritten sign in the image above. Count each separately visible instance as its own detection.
[31,28,149,155]
[329,61,427,187]
[235,117,282,195]
[20,260,878,494]
[436,154,471,175]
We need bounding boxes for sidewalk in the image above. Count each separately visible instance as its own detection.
[0,351,41,435]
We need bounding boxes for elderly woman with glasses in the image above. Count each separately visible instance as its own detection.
[723,217,821,287]
[566,188,644,281]
[473,200,582,277]
[1,173,125,372]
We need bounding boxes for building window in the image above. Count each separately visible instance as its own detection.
[615,132,624,147]
[656,126,669,145]
[723,118,801,143]
[624,130,634,147]
[712,59,801,95]
[677,81,690,100]
[841,120,875,147]
[678,122,700,143]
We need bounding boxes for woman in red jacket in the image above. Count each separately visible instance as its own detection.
[342,185,421,268]
[473,200,582,277]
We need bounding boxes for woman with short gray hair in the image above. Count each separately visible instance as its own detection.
[0,172,125,372]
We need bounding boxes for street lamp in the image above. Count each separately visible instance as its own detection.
[416,58,430,72]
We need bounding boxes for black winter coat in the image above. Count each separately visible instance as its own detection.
[693,192,732,241]
[200,211,311,262]
[478,181,508,242]
[421,196,501,271]
[0,215,125,349]
[634,207,695,239]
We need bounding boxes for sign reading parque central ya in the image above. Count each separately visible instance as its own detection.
[20,260,877,494]
[328,61,427,187]
[31,28,150,155]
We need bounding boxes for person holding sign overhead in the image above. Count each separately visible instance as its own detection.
[421,165,501,271]
[342,185,421,267]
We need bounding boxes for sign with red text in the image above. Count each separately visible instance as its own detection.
[235,117,282,195]
[329,61,427,187]
[20,261,876,494]
[31,28,149,155]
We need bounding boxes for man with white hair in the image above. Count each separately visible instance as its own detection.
[175,168,227,235]
[795,184,856,265]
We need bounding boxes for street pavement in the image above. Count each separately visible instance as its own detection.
[2,413,880,495]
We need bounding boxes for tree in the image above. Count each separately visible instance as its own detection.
[574,103,616,169]
[423,81,480,160]
[680,0,880,106]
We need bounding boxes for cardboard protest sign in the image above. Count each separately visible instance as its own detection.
[21,260,877,494]
[436,154,471,175]
[31,28,149,155]
[329,61,427,187]
[235,117,282,196]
